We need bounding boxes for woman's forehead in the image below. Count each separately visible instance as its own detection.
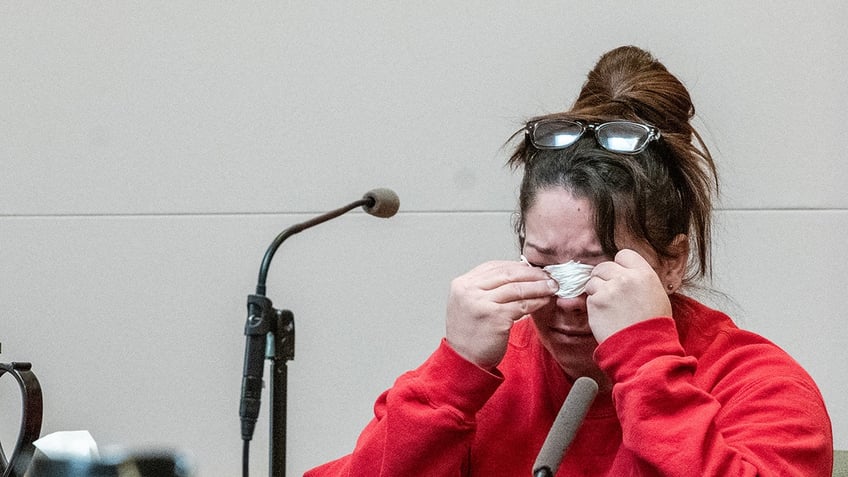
[523,188,604,260]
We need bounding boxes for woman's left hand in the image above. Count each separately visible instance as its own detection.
[584,249,672,344]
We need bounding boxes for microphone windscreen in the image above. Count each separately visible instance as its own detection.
[532,377,599,476]
[362,188,400,218]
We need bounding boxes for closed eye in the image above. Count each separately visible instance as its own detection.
[519,255,548,269]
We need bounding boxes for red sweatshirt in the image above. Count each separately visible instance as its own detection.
[305,295,833,476]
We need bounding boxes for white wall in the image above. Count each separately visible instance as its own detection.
[1,2,845,476]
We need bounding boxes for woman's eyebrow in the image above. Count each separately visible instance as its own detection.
[523,241,558,256]
[524,241,606,262]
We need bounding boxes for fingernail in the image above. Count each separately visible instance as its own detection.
[548,279,560,291]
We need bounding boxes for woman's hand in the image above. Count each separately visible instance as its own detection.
[446,260,559,370]
[584,249,673,344]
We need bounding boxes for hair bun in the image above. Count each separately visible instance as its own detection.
[571,45,694,135]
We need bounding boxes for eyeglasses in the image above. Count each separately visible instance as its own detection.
[526,118,661,155]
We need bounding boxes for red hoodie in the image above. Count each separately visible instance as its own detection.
[305,295,832,476]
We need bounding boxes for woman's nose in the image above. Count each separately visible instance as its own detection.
[555,294,587,316]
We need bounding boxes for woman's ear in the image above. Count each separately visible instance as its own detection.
[662,234,689,292]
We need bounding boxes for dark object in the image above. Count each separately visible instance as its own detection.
[0,361,43,477]
[27,450,192,477]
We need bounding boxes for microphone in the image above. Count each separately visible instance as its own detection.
[532,377,599,477]
[362,187,400,218]
[240,188,400,443]
[253,187,399,297]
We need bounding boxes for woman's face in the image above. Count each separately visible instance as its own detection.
[521,187,666,382]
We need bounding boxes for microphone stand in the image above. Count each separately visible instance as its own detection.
[245,197,372,477]
[244,294,294,477]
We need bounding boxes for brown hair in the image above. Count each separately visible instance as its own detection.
[508,46,718,282]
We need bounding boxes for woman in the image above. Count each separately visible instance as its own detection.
[305,46,833,476]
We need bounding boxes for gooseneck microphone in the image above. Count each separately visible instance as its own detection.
[254,187,400,297]
[239,188,399,477]
[532,377,599,477]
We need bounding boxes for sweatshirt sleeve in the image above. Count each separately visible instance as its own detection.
[304,338,503,477]
[594,317,833,477]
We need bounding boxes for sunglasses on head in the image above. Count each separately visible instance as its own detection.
[525,118,661,155]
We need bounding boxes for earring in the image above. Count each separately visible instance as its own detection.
[667,283,675,291]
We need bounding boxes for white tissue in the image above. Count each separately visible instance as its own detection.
[33,430,99,461]
[521,255,595,298]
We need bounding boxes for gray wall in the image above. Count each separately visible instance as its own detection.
[1,2,845,476]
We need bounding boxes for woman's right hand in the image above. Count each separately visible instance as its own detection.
[445,260,559,370]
